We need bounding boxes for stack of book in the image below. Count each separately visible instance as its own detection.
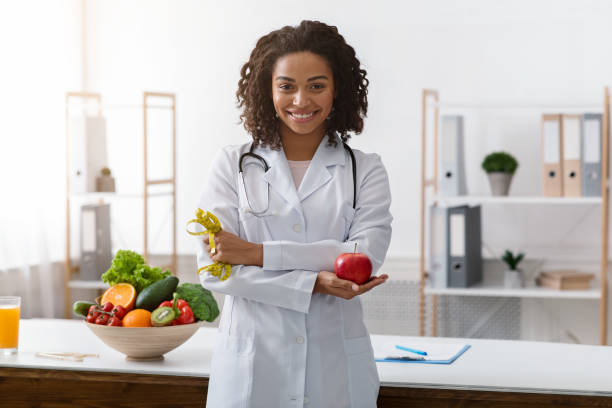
[535,270,595,290]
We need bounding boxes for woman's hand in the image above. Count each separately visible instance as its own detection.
[203,230,263,266]
[312,271,388,300]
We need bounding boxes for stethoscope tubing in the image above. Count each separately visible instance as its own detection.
[239,141,357,215]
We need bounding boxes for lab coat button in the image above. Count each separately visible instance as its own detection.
[292,223,302,233]
[304,396,310,404]
[296,336,304,344]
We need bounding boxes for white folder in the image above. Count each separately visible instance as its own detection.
[429,205,448,288]
[541,114,563,197]
[438,115,467,197]
[69,116,108,193]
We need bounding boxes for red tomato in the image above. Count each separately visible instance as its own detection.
[95,314,110,325]
[86,305,100,323]
[111,305,127,320]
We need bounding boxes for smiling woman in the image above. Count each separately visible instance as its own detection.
[195,20,392,408]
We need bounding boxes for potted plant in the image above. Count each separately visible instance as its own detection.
[502,250,525,288]
[96,167,116,192]
[481,151,518,196]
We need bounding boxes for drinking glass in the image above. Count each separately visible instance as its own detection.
[0,296,21,356]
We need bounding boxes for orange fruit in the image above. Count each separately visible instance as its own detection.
[122,309,152,327]
[101,283,136,311]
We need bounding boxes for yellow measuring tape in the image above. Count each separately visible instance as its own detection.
[186,209,231,281]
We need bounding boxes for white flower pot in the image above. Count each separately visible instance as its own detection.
[487,172,513,196]
[504,269,524,288]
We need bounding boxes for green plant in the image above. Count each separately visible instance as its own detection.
[101,167,111,176]
[502,250,524,271]
[481,152,518,174]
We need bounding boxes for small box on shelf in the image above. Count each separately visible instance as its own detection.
[535,270,595,290]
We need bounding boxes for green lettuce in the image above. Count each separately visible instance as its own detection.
[101,249,170,292]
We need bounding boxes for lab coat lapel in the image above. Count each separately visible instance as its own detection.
[261,146,303,213]
[298,135,346,203]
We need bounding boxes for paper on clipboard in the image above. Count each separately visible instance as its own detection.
[374,342,470,364]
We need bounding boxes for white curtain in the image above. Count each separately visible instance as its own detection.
[0,0,83,318]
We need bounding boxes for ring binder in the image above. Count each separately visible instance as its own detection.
[581,113,603,197]
[541,114,563,197]
[439,115,467,196]
[429,204,482,288]
[562,114,583,197]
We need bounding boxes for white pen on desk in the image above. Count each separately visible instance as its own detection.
[395,345,428,356]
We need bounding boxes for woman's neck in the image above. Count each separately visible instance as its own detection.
[280,124,326,161]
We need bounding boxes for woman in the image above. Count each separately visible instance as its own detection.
[195,20,392,407]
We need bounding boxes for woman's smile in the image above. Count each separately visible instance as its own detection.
[287,109,320,123]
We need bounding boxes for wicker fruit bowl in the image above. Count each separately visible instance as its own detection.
[84,321,202,361]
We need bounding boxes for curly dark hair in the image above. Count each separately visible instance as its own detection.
[236,20,369,150]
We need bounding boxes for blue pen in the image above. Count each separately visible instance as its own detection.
[395,345,428,356]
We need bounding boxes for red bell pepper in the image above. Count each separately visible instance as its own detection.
[157,294,195,325]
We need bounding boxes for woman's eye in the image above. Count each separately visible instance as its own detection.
[311,84,325,90]
[279,84,293,90]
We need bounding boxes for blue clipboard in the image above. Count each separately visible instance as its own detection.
[375,344,471,364]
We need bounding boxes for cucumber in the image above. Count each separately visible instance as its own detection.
[72,301,96,317]
[135,276,179,311]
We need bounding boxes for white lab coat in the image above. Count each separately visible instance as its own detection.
[195,134,392,408]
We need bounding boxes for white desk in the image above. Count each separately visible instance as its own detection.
[1,319,612,407]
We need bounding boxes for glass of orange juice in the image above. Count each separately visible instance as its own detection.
[0,296,21,356]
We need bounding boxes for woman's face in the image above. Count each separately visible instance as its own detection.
[271,51,335,140]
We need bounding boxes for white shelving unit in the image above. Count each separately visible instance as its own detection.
[419,88,611,345]
[424,285,601,300]
[433,196,603,206]
[64,91,177,318]
[70,192,173,199]
[67,280,109,290]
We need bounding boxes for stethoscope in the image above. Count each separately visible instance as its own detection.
[239,141,357,217]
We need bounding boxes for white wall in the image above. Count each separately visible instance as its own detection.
[81,0,612,262]
[0,0,82,267]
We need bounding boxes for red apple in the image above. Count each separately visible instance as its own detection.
[334,248,372,285]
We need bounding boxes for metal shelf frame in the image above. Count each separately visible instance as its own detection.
[419,87,611,345]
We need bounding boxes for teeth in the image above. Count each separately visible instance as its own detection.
[291,112,315,119]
